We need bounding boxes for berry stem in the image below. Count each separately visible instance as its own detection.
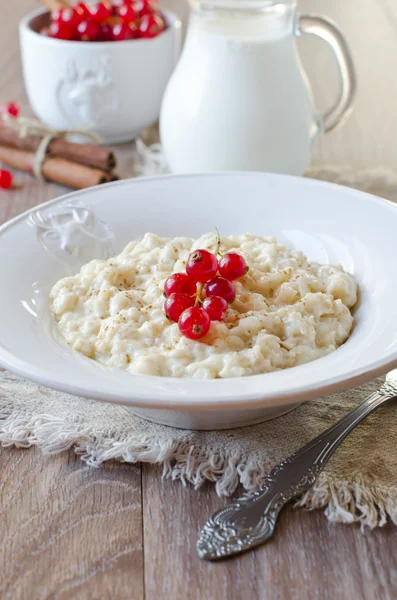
[214,226,223,257]
[194,283,204,306]
[214,226,226,258]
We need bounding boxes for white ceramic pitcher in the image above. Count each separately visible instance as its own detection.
[160,0,356,175]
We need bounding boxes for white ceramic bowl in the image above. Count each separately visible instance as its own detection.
[0,173,396,430]
[19,7,181,144]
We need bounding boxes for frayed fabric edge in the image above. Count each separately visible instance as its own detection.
[1,404,397,529]
[296,476,397,530]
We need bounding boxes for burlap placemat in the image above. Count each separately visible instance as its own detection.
[1,166,397,529]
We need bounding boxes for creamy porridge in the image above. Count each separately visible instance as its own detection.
[50,233,357,379]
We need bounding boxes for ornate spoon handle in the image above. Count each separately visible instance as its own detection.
[197,374,397,560]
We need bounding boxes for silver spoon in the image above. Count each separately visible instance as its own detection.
[197,370,397,560]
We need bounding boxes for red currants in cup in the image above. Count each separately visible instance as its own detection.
[42,0,167,42]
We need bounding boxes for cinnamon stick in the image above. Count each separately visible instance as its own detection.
[0,126,116,172]
[0,145,112,189]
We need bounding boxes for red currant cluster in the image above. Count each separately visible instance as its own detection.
[41,0,166,42]
[164,247,248,341]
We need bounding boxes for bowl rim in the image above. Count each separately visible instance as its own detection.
[0,172,397,410]
[19,6,181,48]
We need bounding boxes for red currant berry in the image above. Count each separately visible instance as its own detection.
[48,21,74,40]
[178,307,211,340]
[112,20,138,39]
[139,12,165,38]
[164,273,197,298]
[6,101,20,118]
[204,277,235,303]
[88,1,112,23]
[186,249,218,283]
[219,252,248,281]
[132,0,156,16]
[117,3,139,22]
[0,169,13,189]
[164,293,194,322]
[202,296,228,321]
[77,19,101,41]
[52,7,83,28]
[111,0,124,15]
[99,22,114,40]
[51,8,64,22]
[75,2,91,20]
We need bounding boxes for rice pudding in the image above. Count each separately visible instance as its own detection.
[50,232,357,379]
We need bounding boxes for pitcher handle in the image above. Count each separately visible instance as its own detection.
[297,14,357,133]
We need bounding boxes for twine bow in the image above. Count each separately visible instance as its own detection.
[3,114,101,181]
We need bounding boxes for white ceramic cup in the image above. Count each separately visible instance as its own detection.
[19,7,181,144]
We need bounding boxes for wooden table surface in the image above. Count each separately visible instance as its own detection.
[1,1,397,598]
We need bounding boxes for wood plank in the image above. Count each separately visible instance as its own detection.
[0,447,144,600]
[142,464,396,600]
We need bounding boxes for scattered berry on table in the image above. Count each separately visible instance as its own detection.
[6,101,20,118]
[0,169,13,189]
